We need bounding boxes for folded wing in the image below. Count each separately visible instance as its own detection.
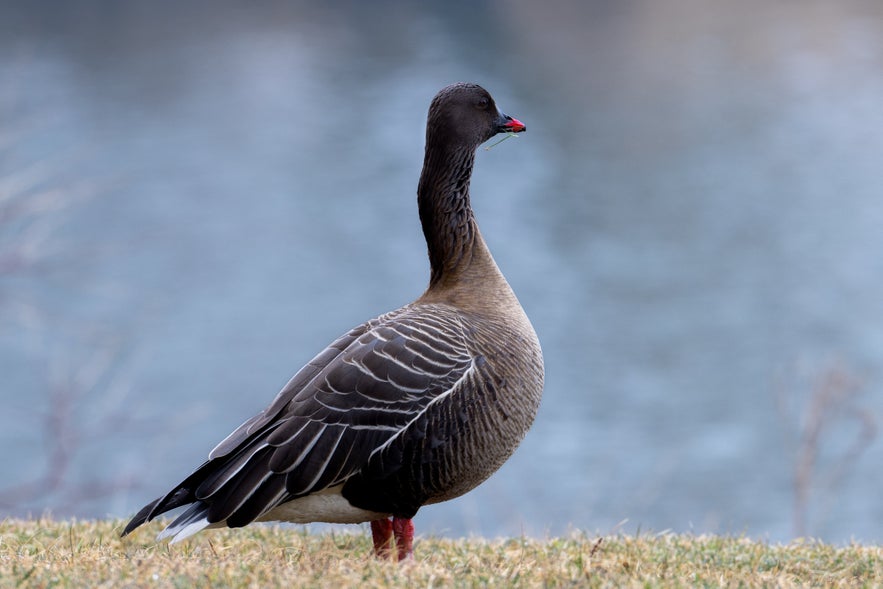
[122,304,475,537]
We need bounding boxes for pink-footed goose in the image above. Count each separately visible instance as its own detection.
[122,83,544,560]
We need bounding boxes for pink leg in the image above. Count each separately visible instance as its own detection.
[392,517,414,561]
[370,518,393,558]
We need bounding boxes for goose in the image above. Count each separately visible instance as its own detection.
[121,83,545,561]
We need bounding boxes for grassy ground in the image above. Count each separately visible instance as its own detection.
[0,518,880,588]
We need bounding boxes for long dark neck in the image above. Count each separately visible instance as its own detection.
[417,142,478,289]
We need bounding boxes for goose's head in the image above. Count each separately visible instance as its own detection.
[426,83,526,149]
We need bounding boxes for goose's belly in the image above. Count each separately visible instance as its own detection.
[257,484,389,524]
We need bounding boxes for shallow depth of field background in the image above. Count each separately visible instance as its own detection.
[2,1,882,544]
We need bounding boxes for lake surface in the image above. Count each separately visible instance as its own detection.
[2,0,882,544]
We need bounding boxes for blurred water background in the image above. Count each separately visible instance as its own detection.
[2,0,882,544]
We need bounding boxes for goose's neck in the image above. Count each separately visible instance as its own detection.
[417,143,486,290]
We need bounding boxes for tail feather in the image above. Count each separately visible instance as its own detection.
[120,461,214,538]
[121,497,162,537]
[120,486,194,537]
[156,501,214,543]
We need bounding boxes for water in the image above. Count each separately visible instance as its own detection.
[2,0,882,544]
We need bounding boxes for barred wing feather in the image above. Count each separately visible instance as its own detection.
[125,305,476,536]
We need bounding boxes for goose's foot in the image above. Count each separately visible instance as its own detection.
[392,517,414,561]
[370,518,394,558]
[370,517,414,561]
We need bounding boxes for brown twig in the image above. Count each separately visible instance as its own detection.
[781,362,877,538]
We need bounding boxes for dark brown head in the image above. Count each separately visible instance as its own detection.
[425,83,526,149]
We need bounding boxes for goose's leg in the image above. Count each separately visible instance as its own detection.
[392,517,414,561]
[370,518,394,558]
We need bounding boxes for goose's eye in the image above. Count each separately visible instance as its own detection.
[476,98,490,110]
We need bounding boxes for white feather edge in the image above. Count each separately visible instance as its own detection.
[156,485,388,544]
[157,517,217,544]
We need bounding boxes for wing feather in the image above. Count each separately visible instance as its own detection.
[124,304,477,536]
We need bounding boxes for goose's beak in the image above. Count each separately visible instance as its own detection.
[497,112,526,134]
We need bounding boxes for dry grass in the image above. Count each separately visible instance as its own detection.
[1,518,880,588]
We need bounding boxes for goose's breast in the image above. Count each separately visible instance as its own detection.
[340,304,544,517]
[428,319,544,501]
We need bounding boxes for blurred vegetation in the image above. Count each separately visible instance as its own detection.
[2,518,881,588]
